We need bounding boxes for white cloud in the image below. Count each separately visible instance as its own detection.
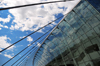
[3,52,14,58]
[0,24,9,30]
[0,15,12,23]
[10,25,14,30]
[27,36,33,42]
[4,53,14,58]
[4,54,12,58]
[19,36,25,39]
[20,36,33,43]
[0,24,3,27]
[0,35,15,51]
[0,0,80,32]
[4,26,8,28]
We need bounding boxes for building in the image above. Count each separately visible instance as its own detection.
[33,0,100,66]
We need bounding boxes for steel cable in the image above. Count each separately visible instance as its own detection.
[0,15,64,53]
[2,27,54,66]
[17,36,46,66]
[0,0,68,11]
[11,28,53,66]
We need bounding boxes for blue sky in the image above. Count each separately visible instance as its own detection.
[0,0,79,66]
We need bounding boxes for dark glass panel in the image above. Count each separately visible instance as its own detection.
[75,52,85,62]
[85,44,99,54]
[87,0,100,12]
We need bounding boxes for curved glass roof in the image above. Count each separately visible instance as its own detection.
[33,0,100,66]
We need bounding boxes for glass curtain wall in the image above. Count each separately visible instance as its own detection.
[33,0,100,66]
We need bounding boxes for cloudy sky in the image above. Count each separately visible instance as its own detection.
[0,0,80,66]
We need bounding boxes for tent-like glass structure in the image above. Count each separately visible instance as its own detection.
[33,0,100,66]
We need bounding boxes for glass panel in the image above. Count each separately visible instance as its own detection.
[75,52,85,64]
[87,16,100,28]
[86,30,98,39]
[85,44,99,54]
[65,11,75,21]
[87,0,100,12]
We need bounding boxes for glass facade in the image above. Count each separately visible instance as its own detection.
[33,0,100,66]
